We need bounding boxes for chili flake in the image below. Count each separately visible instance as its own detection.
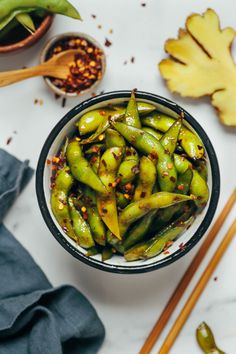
[62,97,67,108]
[6,137,12,145]
[104,38,112,47]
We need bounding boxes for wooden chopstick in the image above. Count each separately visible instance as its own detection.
[139,188,236,354]
[159,218,236,353]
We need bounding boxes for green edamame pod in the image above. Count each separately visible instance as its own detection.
[124,210,194,261]
[151,169,193,233]
[151,204,182,234]
[97,147,124,239]
[77,107,122,136]
[178,128,204,160]
[116,191,129,208]
[143,214,194,259]
[174,153,192,174]
[112,122,177,192]
[66,140,107,194]
[105,128,126,148]
[196,322,225,354]
[119,192,192,237]
[83,187,106,246]
[142,112,175,132]
[123,90,141,128]
[77,102,155,137]
[124,239,153,261]
[0,0,81,22]
[68,197,94,248]
[123,210,157,250]
[0,8,35,31]
[86,246,99,256]
[176,168,193,194]
[190,170,209,209]
[118,147,139,186]
[142,127,163,140]
[107,230,125,254]
[102,247,113,262]
[133,156,156,201]
[160,117,182,155]
[50,166,76,239]
[142,112,204,159]
[16,12,35,33]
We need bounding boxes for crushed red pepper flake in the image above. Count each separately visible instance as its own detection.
[46,159,51,165]
[104,38,112,47]
[178,242,186,251]
[102,159,107,167]
[177,184,185,191]
[162,171,169,177]
[163,250,170,255]
[164,240,174,251]
[54,93,61,100]
[62,97,67,108]
[6,137,12,145]
[132,165,140,175]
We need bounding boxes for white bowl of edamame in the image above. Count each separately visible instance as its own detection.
[36,90,220,273]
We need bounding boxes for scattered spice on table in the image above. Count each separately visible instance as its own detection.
[91,14,96,19]
[13,130,17,135]
[141,3,146,6]
[123,60,127,65]
[131,56,135,63]
[6,137,12,145]
[104,38,112,47]
[213,276,218,282]
[34,99,43,105]
[109,29,113,34]
[98,24,102,29]
[54,93,61,100]
[62,98,67,108]
[46,36,104,95]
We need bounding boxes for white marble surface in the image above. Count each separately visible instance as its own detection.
[1,0,236,353]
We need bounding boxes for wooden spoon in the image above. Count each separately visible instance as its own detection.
[0,49,79,87]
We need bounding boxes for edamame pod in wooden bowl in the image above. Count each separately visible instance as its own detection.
[36,90,220,274]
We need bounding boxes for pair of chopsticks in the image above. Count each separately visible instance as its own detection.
[140,188,236,354]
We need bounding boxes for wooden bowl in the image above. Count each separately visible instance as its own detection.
[0,14,54,54]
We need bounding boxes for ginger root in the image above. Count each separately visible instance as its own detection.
[159,8,236,126]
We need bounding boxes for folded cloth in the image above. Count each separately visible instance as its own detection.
[0,149,105,354]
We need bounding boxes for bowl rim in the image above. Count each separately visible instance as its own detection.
[40,31,106,97]
[0,14,54,54]
[36,90,220,274]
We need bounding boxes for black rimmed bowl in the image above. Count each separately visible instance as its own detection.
[36,90,220,274]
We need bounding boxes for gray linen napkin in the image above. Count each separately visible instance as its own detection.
[0,149,105,354]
